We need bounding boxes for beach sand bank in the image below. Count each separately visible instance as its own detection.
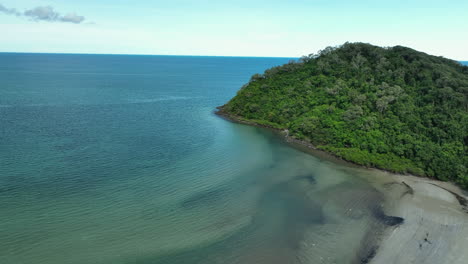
[367,173,468,264]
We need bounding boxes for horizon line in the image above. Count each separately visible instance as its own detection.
[1,51,467,62]
[0,51,299,59]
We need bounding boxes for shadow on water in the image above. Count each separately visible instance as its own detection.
[180,188,227,209]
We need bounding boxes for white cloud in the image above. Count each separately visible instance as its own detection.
[0,4,86,24]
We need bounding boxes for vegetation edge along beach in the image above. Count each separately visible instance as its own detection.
[217,42,468,188]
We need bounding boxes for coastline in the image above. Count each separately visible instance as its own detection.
[216,107,416,176]
[215,107,468,264]
[215,107,467,194]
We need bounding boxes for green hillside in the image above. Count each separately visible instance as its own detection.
[220,43,468,187]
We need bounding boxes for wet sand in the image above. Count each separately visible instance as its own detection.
[368,173,468,264]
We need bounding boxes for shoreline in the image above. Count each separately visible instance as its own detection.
[215,107,467,196]
[215,108,406,174]
[215,108,468,264]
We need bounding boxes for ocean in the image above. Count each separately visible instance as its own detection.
[0,53,413,264]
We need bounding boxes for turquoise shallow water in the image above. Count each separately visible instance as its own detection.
[1,54,402,264]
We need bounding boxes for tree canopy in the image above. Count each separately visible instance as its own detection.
[220,43,468,187]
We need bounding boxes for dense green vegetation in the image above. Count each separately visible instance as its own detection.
[220,43,468,187]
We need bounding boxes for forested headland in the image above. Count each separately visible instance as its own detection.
[219,43,468,187]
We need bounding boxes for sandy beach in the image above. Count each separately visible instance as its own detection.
[366,172,468,264]
[292,144,468,264]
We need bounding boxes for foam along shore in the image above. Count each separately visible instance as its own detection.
[366,171,468,264]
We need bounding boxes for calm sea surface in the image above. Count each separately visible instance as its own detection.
[0,54,432,264]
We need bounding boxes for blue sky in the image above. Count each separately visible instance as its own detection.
[1,0,467,59]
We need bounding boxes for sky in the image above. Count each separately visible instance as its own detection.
[0,0,467,59]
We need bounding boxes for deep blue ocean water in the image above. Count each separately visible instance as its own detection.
[0,53,436,264]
